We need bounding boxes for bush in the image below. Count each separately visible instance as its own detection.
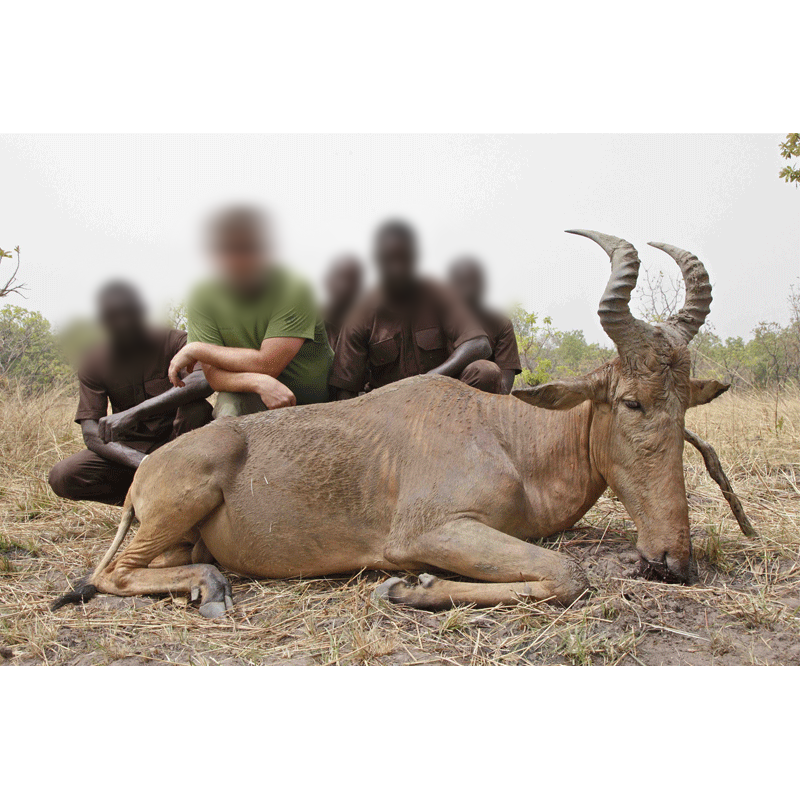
[0,305,71,391]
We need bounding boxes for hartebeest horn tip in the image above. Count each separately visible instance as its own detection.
[647,240,712,344]
[647,241,682,257]
[565,229,594,237]
[565,229,628,258]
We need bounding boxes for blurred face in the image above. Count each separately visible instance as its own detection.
[325,257,363,317]
[98,289,147,348]
[211,223,269,291]
[449,258,484,310]
[374,230,416,298]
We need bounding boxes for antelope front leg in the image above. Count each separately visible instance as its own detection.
[375,519,588,610]
[375,573,579,610]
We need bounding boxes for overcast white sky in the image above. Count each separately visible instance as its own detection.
[1,134,798,344]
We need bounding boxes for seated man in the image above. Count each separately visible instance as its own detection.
[323,254,364,351]
[48,282,214,506]
[448,256,521,394]
[330,220,501,400]
[169,206,333,416]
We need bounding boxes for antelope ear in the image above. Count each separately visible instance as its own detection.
[688,378,730,407]
[513,375,607,411]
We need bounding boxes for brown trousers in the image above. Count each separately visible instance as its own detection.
[48,400,213,506]
[458,359,503,394]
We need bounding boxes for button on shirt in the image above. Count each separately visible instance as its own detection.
[330,278,487,393]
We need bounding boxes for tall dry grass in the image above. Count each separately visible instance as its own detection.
[1,383,798,665]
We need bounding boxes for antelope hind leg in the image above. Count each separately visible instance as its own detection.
[148,543,195,568]
[146,529,215,568]
[94,484,230,616]
[94,562,233,618]
[375,519,588,610]
[94,519,232,618]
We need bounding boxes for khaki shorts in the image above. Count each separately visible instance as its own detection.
[212,391,268,419]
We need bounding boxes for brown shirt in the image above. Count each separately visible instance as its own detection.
[330,278,487,393]
[75,328,188,453]
[476,309,521,373]
[325,319,341,352]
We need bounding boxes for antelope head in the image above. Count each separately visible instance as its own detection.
[514,231,729,582]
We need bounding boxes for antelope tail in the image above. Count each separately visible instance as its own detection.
[51,497,136,611]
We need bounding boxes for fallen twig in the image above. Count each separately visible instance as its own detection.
[684,428,758,538]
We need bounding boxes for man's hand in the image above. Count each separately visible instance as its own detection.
[98,409,139,443]
[168,343,199,387]
[80,419,147,471]
[255,375,297,409]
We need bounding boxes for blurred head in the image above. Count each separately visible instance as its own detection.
[448,256,485,311]
[207,206,271,291]
[374,220,418,299]
[96,281,147,348]
[324,255,363,319]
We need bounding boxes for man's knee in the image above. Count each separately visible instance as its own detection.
[212,392,267,419]
[48,459,79,500]
[47,461,68,497]
[48,451,133,505]
[459,359,503,394]
[213,392,245,419]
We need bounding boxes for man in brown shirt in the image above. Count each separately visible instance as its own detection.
[330,220,502,399]
[448,256,522,394]
[323,254,364,351]
[48,282,214,505]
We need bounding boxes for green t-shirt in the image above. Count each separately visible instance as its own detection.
[187,267,334,405]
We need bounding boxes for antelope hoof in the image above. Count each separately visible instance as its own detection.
[190,565,233,617]
[199,601,228,619]
[373,576,404,603]
[373,574,437,605]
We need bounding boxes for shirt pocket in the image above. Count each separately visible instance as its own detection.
[368,336,400,367]
[414,327,447,371]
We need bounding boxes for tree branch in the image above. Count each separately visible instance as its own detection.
[0,247,27,299]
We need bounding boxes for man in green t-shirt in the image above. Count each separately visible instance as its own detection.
[168,206,334,417]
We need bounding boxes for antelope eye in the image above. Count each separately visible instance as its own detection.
[623,399,642,410]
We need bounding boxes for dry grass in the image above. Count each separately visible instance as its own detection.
[1,383,799,666]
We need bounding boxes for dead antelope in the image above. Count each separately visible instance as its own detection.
[54,230,729,617]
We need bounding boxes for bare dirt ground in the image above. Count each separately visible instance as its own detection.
[1,384,799,666]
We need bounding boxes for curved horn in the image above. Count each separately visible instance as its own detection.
[647,242,712,344]
[567,229,653,353]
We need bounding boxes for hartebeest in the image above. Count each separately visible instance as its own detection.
[55,231,729,617]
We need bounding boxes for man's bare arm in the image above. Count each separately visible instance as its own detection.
[98,371,213,443]
[426,336,492,378]
[500,369,516,395]
[169,338,304,386]
[202,364,296,409]
[81,420,145,470]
